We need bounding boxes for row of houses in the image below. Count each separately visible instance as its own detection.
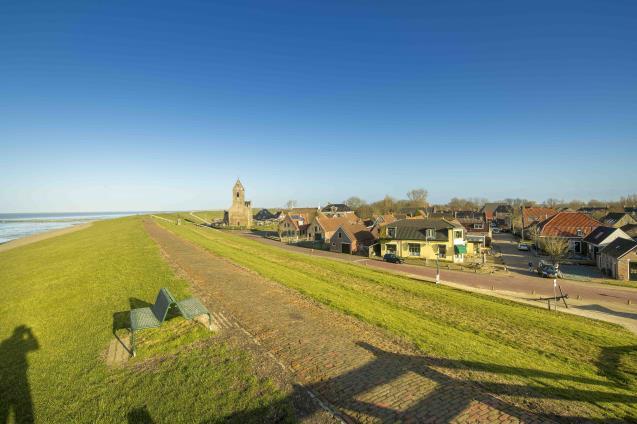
[276,204,499,263]
[515,206,637,281]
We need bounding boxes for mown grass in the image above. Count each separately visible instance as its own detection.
[0,217,292,423]
[158,220,637,422]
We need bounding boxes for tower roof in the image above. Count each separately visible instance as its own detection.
[233,178,244,190]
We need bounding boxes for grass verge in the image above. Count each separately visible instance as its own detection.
[0,217,292,423]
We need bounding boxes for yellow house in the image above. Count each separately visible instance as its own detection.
[379,218,468,263]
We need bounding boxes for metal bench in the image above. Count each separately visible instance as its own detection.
[130,288,176,356]
[174,297,212,329]
[129,288,211,356]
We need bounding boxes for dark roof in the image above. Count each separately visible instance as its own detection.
[578,206,608,213]
[454,211,485,220]
[384,218,462,241]
[321,203,351,213]
[621,224,637,238]
[600,212,634,225]
[582,226,619,245]
[600,238,637,259]
[254,209,276,220]
[625,207,637,213]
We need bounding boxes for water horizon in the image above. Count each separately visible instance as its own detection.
[0,211,171,244]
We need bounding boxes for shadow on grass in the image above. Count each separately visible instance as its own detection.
[217,341,637,423]
[127,405,154,423]
[0,325,39,424]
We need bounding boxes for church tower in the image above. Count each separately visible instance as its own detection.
[224,178,252,228]
[233,179,245,206]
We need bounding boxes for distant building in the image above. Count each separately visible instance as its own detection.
[599,212,637,228]
[321,203,355,217]
[223,179,253,228]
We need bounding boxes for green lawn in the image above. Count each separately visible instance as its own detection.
[158,220,637,422]
[0,217,292,423]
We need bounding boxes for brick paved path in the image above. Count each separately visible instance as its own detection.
[146,221,548,423]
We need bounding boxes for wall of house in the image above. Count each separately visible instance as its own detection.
[379,240,457,262]
[616,251,637,280]
[330,229,356,254]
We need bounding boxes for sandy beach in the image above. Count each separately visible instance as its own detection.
[0,222,92,253]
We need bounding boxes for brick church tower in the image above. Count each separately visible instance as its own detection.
[223,179,253,227]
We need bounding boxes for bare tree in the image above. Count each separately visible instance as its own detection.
[540,237,569,265]
[406,188,428,207]
[285,200,297,209]
[344,196,366,210]
[544,198,562,208]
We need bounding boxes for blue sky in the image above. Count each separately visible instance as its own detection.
[1,0,636,212]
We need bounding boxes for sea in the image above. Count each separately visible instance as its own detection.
[0,212,154,244]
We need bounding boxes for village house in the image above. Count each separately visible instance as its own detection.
[625,207,637,218]
[330,222,376,255]
[582,226,632,266]
[378,218,468,263]
[278,213,310,242]
[321,203,355,218]
[369,214,397,239]
[455,211,491,253]
[521,206,558,237]
[535,211,602,255]
[253,208,277,222]
[480,203,513,230]
[599,212,637,228]
[599,238,637,281]
[223,179,253,228]
[306,213,360,243]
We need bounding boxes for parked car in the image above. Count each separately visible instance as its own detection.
[383,253,404,264]
[517,243,529,251]
[492,228,501,234]
[537,261,558,278]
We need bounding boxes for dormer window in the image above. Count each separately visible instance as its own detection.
[387,227,397,238]
[474,223,484,229]
[576,228,583,237]
[426,229,435,239]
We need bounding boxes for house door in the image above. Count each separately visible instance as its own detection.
[574,241,581,254]
[630,262,637,281]
[341,243,351,254]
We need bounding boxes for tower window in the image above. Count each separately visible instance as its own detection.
[236,192,239,198]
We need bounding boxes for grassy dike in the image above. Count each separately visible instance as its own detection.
[158,220,637,421]
[0,217,292,423]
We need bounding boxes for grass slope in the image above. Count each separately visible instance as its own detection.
[0,217,291,423]
[159,220,637,422]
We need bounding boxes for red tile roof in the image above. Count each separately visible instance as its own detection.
[522,207,558,227]
[537,212,601,238]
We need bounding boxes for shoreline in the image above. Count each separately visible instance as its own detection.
[0,222,92,254]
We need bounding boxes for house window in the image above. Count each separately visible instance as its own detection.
[338,232,342,238]
[387,227,397,238]
[454,230,463,239]
[438,244,447,258]
[408,243,420,256]
[314,226,318,231]
[474,223,483,229]
[386,244,397,253]
[426,229,435,239]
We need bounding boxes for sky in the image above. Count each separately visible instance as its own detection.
[1,0,636,212]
